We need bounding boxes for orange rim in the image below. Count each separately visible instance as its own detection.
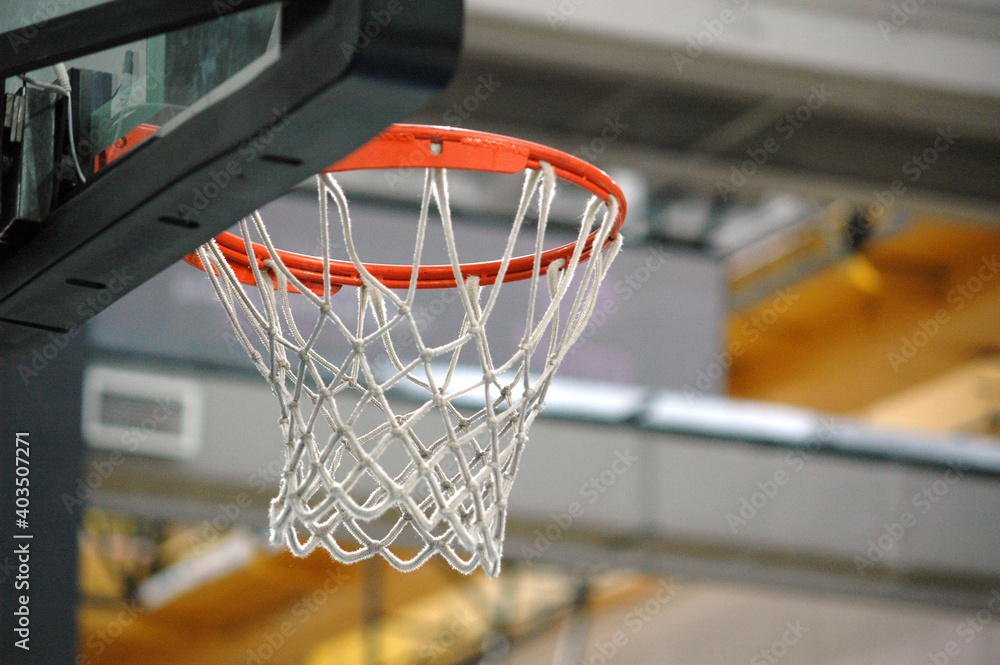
[181,124,627,293]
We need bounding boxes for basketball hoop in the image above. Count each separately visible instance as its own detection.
[187,124,626,576]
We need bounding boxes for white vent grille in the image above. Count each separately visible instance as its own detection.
[82,365,204,459]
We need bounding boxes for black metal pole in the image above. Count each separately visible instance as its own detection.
[0,329,86,664]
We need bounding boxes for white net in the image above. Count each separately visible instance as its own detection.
[195,163,622,576]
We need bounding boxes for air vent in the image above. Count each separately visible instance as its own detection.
[82,365,204,459]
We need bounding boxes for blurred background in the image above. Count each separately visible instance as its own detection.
[5,0,1000,662]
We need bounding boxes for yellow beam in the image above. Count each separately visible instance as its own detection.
[865,356,1000,434]
[729,217,1000,419]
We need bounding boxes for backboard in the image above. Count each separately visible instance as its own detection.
[0,0,463,366]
